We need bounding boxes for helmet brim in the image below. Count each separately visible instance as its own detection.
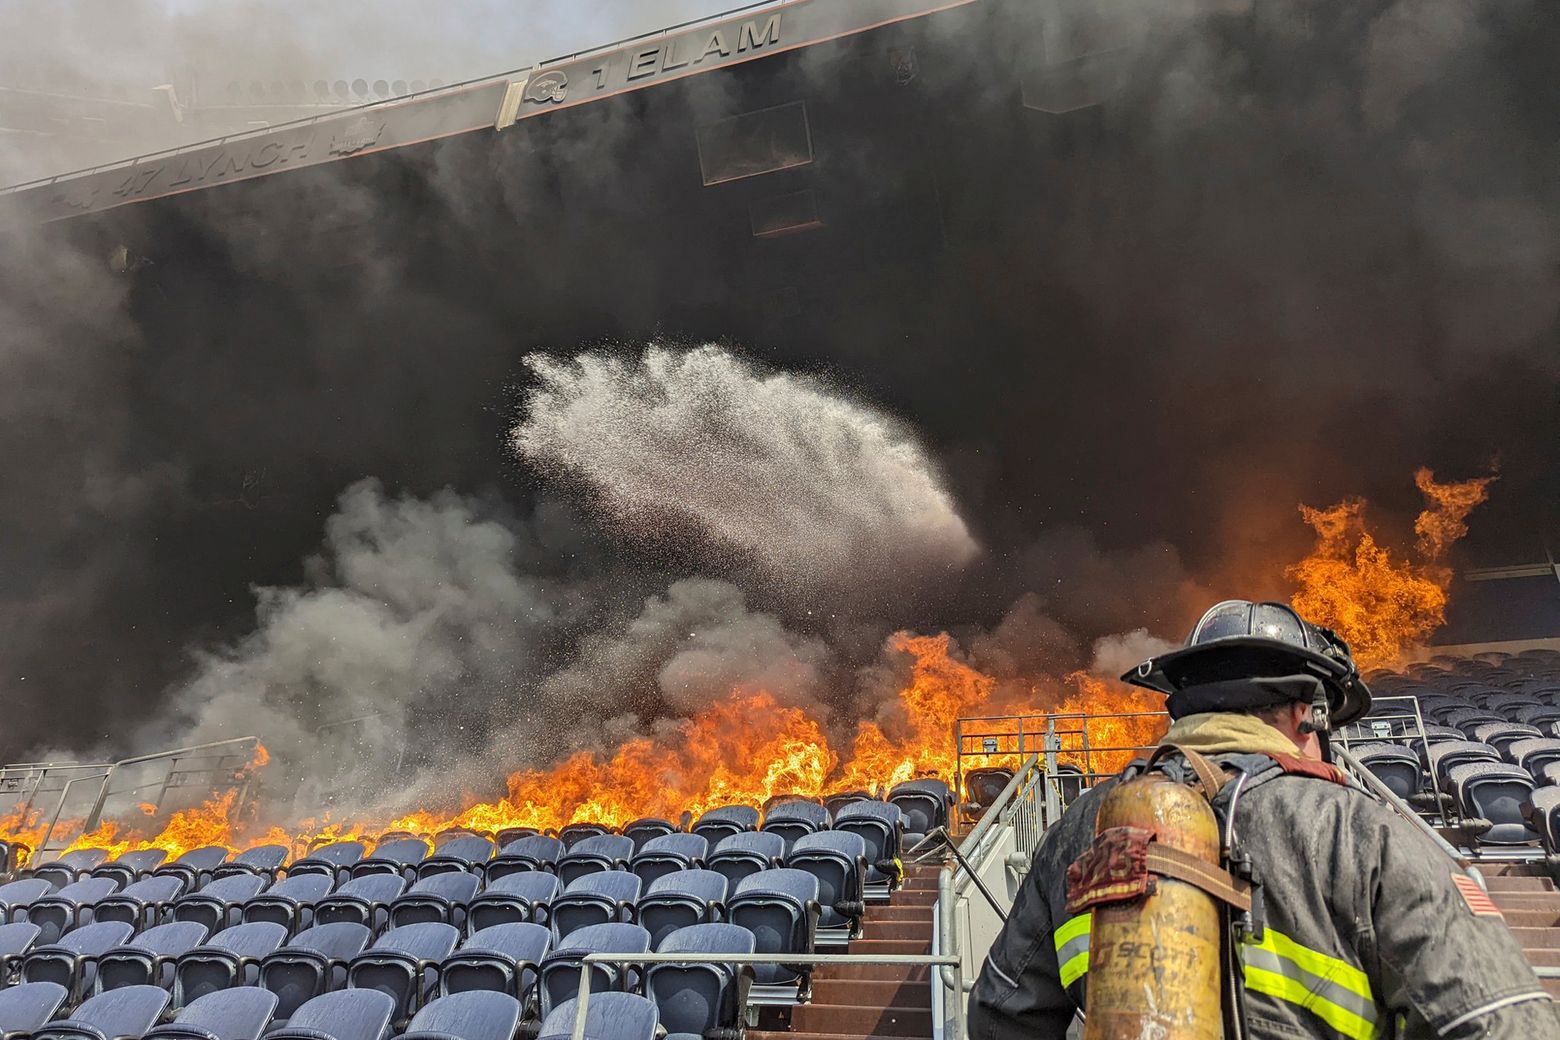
[1122,636,1372,727]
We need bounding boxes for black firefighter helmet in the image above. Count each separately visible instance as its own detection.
[1122,600,1372,728]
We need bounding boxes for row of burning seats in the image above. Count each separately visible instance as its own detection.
[1346,651,1560,854]
[0,783,955,1039]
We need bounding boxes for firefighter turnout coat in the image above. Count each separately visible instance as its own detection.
[967,748,1560,1039]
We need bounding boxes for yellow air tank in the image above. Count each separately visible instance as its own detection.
[1082,774,1225,1040]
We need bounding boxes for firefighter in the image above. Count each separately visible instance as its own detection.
[967,599,1560,1040]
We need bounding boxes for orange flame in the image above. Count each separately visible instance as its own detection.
[1288,469,1494,670]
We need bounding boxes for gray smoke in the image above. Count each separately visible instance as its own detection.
[513,346,980,599]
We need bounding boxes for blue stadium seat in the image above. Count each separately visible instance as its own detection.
[95,920,209,992]
[537,992,659,1040]
[466,872,560,935]
[401,990,524,1040]
[760,802,830,852]
[288,842,366,886]
[0,920,40,979]
[88,849,168,890]
[30,983,169,1040]
[94,875,187,930]
[726,868,819,996]
[240,872,335,935]
[1446,762,1539,844]
[25,876,118,943]
[1429,741,1501,791]
[550,871,641,941]
[822,791,874,818]
[439,922,551,1004]
[312,874,407,933]
[889,779,953,838]
[350,838,429,882]
[388,872,481,930]
[559,824,612,850]
[258,921,372,1021]
[537,922,652,1017]
[155,847,233,892]
[345,921,460,1021]
[638,870,727,950]
[834,801,904,894]
[784,831,867,942]
[1472,723,1543,757]
[0,878,54,921]
[1527,787,1560,854]
[1507,738,1560,780]
[262,989,396,1040]
[486,836,564,882]
[622,819,678,852]
[417,836,496,881]
[29,850,108,892]
[0,981,68,1037]
[20,920,134,1001]
[143,987,279,1039]
[494,827,541,849]
[690,807,759,845]
[962,769,1013,811]
[170,874,268,934]
[173,921,288,1005]
[212,844,289,883]
[1349,743,1422,799]
[705,833,783,891]
[646,923,754,1040]
[557,836,635,887]
[629,834,708,888]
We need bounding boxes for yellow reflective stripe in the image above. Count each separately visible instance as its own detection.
[1054,912,1091,988]
[1243,964,1379,1040]
[1251,927,1373,1003]
[1054,911,1092,947]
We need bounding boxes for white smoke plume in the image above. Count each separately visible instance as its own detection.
[512,345,980,600]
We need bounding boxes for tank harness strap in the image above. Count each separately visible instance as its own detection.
[1146,742,1227,802]
[1145,843,1253,912]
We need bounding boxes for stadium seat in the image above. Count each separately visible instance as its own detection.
[0,878,53,922]
[690,807,759,845]
[784,832,867,943]
[537,922,652,1017]
[262,989,396,1040]
[155,847,232,891]
[171,873,269,934]
[417,836,496,880]
[705,833,783,890]
[143,987,279,1039]
[30,983,169,1040]
[345,921,460,1020]
[486,835,564,881]
[1349,743,1423,799]
[350,838,429,882]
[466,872,560,935]
[211,844,289,883]
[24,877,118,944]
[0,921,40,979]
[558,824,612,850]
[258,921,372,1021]
[834,801,904,895]
[1444,709,1506,738]
[1526,787,1560,854]
[288,842,366,885]
[1445,762,1539,844]
[1505,738,1560,779]
[646,923,754,1040]
[1513,705,1560,733]
[1429,741,1501,790]
[636,870,727,950]
[88,849,168,890]
[173,922,288,1005]
[401,990,524,1040]
[889,779,954,837]
[94,875,187,930]
[439,922,551,1002]
[629,834,708,888]
[494,827,541,848]
[537,992,659,1040]
[1471,723,1543,757]
[726,868,819,997]
[29,850,108,892]
[240,872,335,935]
[20,920,134,1000]
[550,871,642,941]
[388,872,481,930]
[760,802,830,853]
[312,874,407,933]
[822,791,873,817]
[557,836,634,886]
[0,982,68,1037]
[95,921,209,992]
[622,819,678,852]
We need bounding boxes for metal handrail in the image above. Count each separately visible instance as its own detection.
[569,951,963,1040]
[1330,744,1472,869]
[81,737,259,831]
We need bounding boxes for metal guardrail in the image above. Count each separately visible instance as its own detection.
[568,951,963,1040]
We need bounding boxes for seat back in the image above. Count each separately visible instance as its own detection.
[389,871,481,929]
[89,850,169,889]
[538,923,651,1017]
[240,871,335,932]
[487,835,565,881]
[31,850,108,892]
[706,833,783,890]
[537,992,659,1040]
[313,873,408,931]
[33,984,169,1040]
[440,922,551,999]
[214,844,289,881]
[28,876,117,943]
[557,836,635,886]
[264,989,396,1040]
[143,987,279,1040]
[468,871,561,935]
[174,921,288,1005]
[728,869,817,985]
[888,779,952,834]
[759,802,829,852]
[418,836,496,879]
[962,768,1014,808]
[171,873,269,933]
[96,921,209,992]
[690,806,759,845]
[621,819,678,852]
[94,875,187,929]
[1448,762,1539,843]
[835,801,903,883]
[350,838,429,881]
[0,981,69,1035]
[629,834,708,888]
[289,842,367,885]
[638,871,727,950]
[552,871,642,941]
[21,920,135,993]
[786,832,866,930]
[1351,743,1423,799]
[646,924,754,1039]
[402,991,524,1040]
[260,921,373,1020]
[347,921,461,1019]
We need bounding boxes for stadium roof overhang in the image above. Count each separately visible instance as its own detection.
[0,0,981,225]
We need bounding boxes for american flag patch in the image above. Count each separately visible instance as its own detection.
[1452,875,1503,918]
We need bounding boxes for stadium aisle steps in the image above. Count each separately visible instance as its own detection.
[752,865,940,1040]
[1480,863,1560,998]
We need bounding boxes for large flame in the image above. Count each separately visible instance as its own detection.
[1287,468,1494,670]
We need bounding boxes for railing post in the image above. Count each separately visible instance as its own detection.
[1042,722,1061,827]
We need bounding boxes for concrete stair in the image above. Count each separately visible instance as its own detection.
[751,864,940,1040]
[1480,863,1560,998]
